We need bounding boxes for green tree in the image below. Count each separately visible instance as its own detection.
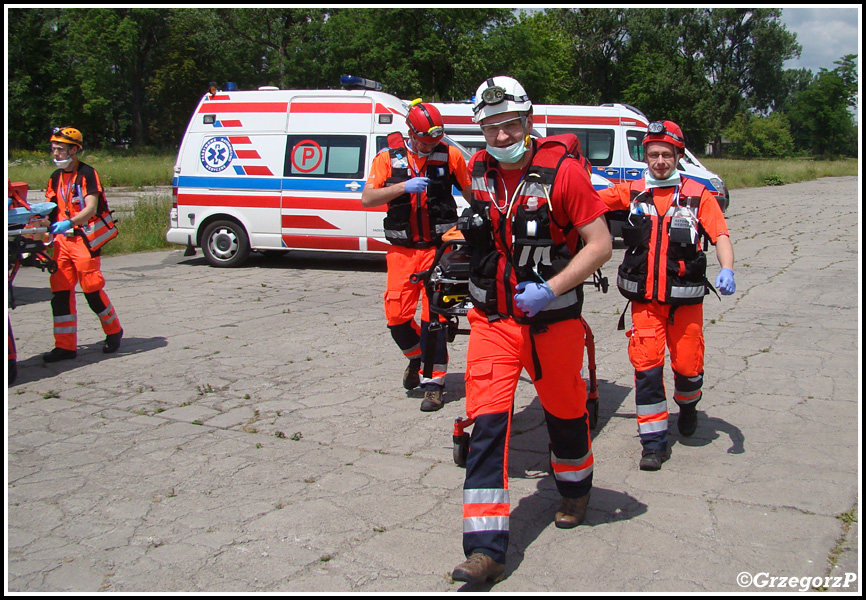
[8,7,67,149]
[786,54,858,157]
[678,8,800,155]
[322,8,512,101]
[722,112,794,158]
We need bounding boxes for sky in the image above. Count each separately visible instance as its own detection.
[778,6,860,73]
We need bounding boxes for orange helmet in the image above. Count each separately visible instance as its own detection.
[50,126,84,148]
[643,120,684,150]
[406,100,444,143]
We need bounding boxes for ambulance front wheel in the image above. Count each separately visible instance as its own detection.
[201,220,250,268]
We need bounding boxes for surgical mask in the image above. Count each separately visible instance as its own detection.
[486,138,529,164]
[408,138,434,158]
[53,157,74,169]
[645,169,681,189]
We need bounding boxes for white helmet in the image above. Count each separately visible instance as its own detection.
[472,76,532,123]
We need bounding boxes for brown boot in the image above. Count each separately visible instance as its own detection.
[451,552,505,584]
[420,386,444,412]
[554,492,590,529]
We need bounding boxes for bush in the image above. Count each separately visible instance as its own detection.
[723,113,794,158]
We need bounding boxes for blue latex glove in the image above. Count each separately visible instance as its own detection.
[715,268,736,295]
[51,219,73,235]
[404,177,430,194]
[514,281,557,317]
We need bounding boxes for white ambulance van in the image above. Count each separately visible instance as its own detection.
[434,101,730,215]
[168,77,477,267]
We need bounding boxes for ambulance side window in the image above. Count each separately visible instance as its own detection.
[284,135,367,179]
[627,130,645,162]
[548,127,614,167]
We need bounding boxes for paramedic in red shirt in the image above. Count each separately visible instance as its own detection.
[450,76,612,584]
[361,102,472,412]
[598,120,735,471]
[42,126,123,363]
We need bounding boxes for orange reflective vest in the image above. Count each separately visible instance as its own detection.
[617,177,710,305]
[382,133,458,248]
[48,162,117,253]
[466,134,588,325]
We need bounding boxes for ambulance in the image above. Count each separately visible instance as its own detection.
[167,77,613,267]
[434,101,730,222]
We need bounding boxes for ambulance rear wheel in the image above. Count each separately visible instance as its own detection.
[202,220,250,268]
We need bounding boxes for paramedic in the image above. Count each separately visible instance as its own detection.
[361,102,472,412]
[598,120,735,471]
[42,126,123,362]
[450,76,612,584]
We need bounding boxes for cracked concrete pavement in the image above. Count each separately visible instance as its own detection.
[5,176,860,593]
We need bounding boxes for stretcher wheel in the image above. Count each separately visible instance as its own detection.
[453,433,469,467]
[587,397,599,430]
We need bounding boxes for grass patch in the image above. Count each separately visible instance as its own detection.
[100,193,176,257]
[701,157,858,190]
[7,148,175,188]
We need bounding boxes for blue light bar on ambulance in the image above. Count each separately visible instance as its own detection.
[340,75,383,91]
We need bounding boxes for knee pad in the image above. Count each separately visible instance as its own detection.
[51,290,74,316]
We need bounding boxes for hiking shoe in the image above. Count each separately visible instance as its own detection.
[103,328,123,354]
[42,347,77,363]
[677,404,698,437]
[554,493,590,529]
[403,358,421,390]
[639,448,670,471]
[451,552,505,584]
[420,385,444,412]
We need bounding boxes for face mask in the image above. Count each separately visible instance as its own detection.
[53,157,74,169]
[486,138,528,164]
[408,138,434,157]
[645,169,681,189]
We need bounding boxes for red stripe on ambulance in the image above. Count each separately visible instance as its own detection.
[198,102,288,113]
[281,235,360,251]
[177,194,279,209]
[281,196,370,212]
[281,215,339,230]
[290,102,372,114]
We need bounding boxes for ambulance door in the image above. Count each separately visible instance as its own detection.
[282,96,373,252]
[623,128,647,183]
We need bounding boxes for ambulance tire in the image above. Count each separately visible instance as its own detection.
[201,220,250,268]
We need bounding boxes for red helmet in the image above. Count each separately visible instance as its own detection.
[643,120,685,150]
[406,100,444,143]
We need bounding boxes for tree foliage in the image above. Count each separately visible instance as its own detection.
[6,7,856,158]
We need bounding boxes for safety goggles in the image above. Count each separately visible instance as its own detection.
[51,126,81,145]
[480,116,526,137]
[473,85,531,113]
[411,123,444,140]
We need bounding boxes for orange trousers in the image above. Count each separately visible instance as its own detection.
[626,301,704,451]
[461,309,593,563]
[48,236,121,350]
[384,245,448,386]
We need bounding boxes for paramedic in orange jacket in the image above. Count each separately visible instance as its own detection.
[598,120,735,471]
[42,127,123,363]
[361,102,472,412]
[450,76,612,585]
